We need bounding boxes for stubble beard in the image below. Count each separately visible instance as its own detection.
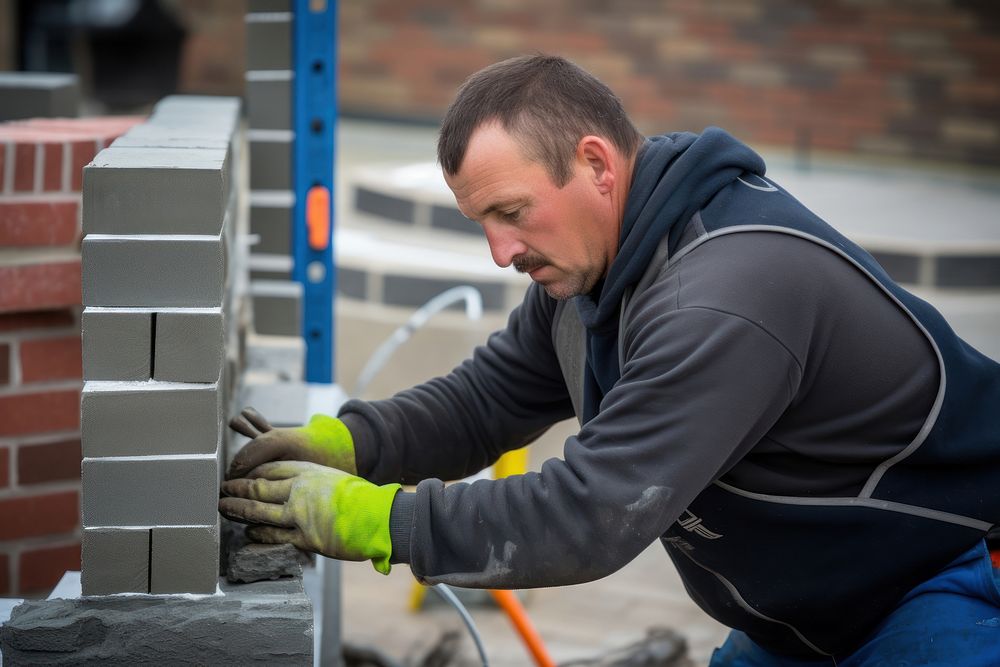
[514,253,597,300]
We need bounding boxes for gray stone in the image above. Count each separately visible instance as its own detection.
[82,146,229,236]
[82,234,226,308]
[226,543,305,583]
[151,522,219,594]
[81,528,150,596]
[151,95,241,133]
[250,138,292,190]
[0,578,313,665]
[246,18,292,71]
[110,133,230,150]
[0,72,80,121]
[251,280,302,336]
[81,381,221,457]
[81,308,151,381]
[153,309,225,383]
[82,456,219,527]
[246,76,292,130]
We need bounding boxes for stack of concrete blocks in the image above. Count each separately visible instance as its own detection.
[79,96,246,595]
[244,0,303,342]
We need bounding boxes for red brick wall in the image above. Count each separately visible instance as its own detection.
[0,116,141,597]
[336,0,1000,165]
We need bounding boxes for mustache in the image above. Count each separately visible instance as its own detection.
[512,253,547,274]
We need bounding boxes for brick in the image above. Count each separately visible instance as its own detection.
[0,553,8,595]
[81,308,151,381]
[249,138,292,190]
[43,142,63,191]
[82,146,229,236]
[82,235,225,308]
[81,381,221,457]
[70,140,99,192]
[20,335,82,382]
[14,141,36,192]
[0,342,8,385]
[245,17,292,71]
[249,198,292,254]
[246,77,292,130]
[0,258,81,313]
[251,280,301,336]
[82,528,150,595]
[154,309,224,383]
[0,491,79,541]
[0,389,80,437]
[0,446,8,487]
[19,543,81,594]
[18,439,82,485]
[0,200,79,247]
[0,309,75,333]
[81,456,219,527]
[151,522,219,594]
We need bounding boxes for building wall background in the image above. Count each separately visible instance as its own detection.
[336,0,1000,165]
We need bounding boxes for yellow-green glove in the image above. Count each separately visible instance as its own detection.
[219,461,401,574]
[227,406,357,479]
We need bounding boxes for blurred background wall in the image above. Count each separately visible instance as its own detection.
[1,0,998,166]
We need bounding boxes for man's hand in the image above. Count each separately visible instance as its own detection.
[219,461,401,574]
[227,407,357,479]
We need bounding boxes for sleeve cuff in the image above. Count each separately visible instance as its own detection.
[338,410,377,479]
[388,490,416,564]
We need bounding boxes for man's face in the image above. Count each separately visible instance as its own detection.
[444,123,618,300]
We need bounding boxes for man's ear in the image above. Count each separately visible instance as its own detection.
[577,136,615,194]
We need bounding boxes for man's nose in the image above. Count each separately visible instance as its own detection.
[484,225,526,269]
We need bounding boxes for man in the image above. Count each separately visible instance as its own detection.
[219,55,1000,665]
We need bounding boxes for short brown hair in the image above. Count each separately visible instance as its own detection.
[437,55,643,186]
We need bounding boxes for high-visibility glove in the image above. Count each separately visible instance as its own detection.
[227,406,357,479]
[219,460,401,574]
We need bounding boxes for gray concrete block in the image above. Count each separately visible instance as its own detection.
[246,18,292,70]
[0,578,313,665]
[250,201,292,255]
[383,274,506,311]
[246,77,292,130]
[151,522,219,594]
[355,186,414,224]
[82,308,152,381]
[153,309,224,383]
[249,253,293,281]
[82,455,219,527]
[111,132,231,150]
[82,381,221,457]
[81,528,150,595]
[431,204,482,236]
[251,280,302,336]
[151,95,241,133]
[82,234,226,308]
[250,138,292,190]
[83,146,229,236]
[0,72,80,121]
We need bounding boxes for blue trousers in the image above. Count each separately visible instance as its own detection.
[710,540,1000,666]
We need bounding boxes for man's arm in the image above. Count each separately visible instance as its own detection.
[387,251,805,587]
[340,282,576,485]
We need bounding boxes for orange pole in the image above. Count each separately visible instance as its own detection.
[489,589,556,667]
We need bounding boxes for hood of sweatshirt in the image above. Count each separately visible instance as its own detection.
[574,127,767,423]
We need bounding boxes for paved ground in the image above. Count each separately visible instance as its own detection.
[329,120,1000,666]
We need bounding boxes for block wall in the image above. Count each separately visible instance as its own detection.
[79,96,245,595]
[244,3,303,339]
[0,115,141,597]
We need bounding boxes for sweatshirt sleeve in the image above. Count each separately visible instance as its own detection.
[390,240,805,588]
[338,282,575,486]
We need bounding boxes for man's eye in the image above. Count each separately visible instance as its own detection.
[502,209,522,222]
